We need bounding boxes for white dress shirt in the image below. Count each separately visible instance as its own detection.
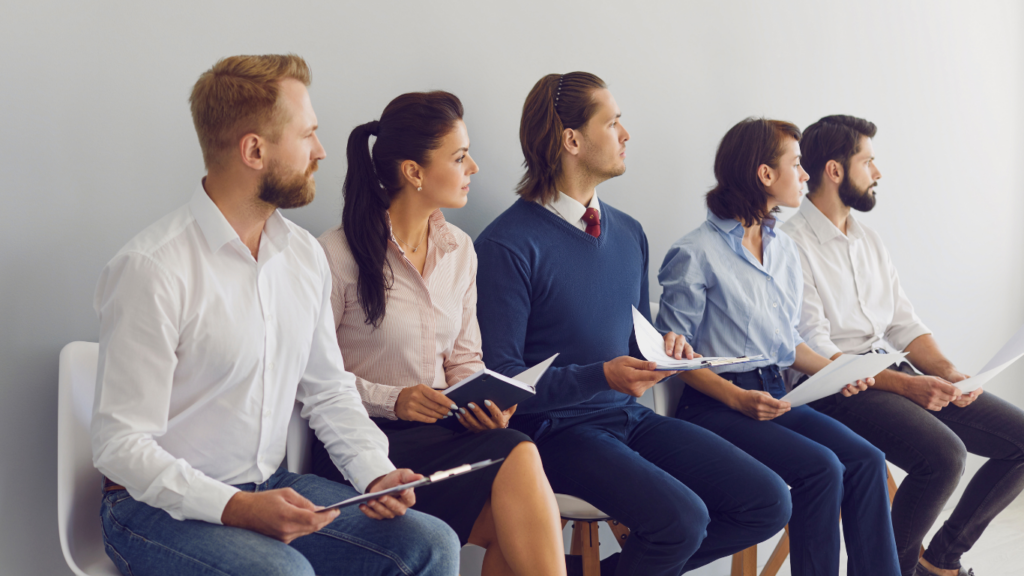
[542,191,601,231]
[780,199,931,359]
[92,184,394,525]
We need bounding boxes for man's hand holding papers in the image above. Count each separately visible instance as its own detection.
[632,307,765,371]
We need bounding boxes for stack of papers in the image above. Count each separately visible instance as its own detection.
[632,307,764,371]
[780,352,907,407]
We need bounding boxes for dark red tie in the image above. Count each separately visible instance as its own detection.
[582,208,601,238]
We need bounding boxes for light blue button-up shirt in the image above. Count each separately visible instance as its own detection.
[655,210,805,372]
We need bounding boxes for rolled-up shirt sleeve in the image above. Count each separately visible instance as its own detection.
[298,251,395,493]
[92,252,239,524]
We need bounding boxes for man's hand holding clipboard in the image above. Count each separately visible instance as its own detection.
[318,459,505,519]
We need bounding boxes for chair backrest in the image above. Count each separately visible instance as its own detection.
[285,401,313,475]
[647,300,688,418]
[58,341,120,576]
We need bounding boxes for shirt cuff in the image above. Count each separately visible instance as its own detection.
[343,451,397,494]
[578,362,610,398]
[381,386,403,420]
[889,325,932,353]
[182,475,241,525]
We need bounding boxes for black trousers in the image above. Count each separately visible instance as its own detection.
[809,364,1024,575]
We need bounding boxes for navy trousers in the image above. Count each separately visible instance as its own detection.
[678,366,900,576]
[525,402,791,576]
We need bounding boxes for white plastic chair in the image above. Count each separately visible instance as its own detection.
[286,401,313,474]
[58,341,121,576]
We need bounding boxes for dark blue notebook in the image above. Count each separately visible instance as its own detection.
[442,354,558,412]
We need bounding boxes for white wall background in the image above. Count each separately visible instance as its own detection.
[2,1,1022,575]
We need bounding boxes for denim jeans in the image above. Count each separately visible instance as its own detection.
[809,363,1024,575]
[526,402,792,576]
[678,365,901,576]
[100,468,460,576]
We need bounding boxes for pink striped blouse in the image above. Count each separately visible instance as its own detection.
[318,210,484,419]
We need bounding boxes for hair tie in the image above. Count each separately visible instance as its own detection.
[366,120,380,136]
[554,74,564,106]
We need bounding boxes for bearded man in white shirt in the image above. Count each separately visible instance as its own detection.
[781,115,1024,576]
[91,54,459,576]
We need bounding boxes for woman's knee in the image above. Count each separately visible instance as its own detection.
[798,449,846,500]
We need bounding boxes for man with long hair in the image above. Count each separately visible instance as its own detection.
[91,54,459,576]
[783,115,1024,576]
[474,72,792,576]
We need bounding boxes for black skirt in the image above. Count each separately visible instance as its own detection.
[311,418,530,544]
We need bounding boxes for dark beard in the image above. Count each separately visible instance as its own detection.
[258,159,317,209]
[838,173,877,212]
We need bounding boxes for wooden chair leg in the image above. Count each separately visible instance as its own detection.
[731,545,757,576]
[760,524,790,576]
[579,521,601,576]
[561,519,569,530]
[570,521,583,556]
[886,465,898,507]
[606,519,630,546]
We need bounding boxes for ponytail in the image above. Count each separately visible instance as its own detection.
[343,120,393,327]
[339,92,464,328]
[516,72,607,204]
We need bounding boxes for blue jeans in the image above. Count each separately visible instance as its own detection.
[525,402,791,576]
[100,468,460,576]
[678,365,900,576]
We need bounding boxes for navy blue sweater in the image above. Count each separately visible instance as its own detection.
[475,198,651,431]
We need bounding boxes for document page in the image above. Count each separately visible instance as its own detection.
[632,307,763,370]
[956,324,1024,392]
[781,353,906,407]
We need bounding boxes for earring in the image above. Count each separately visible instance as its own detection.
[417,186,422,191]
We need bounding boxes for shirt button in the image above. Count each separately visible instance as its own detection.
[267,363,275,372]
[775,329,780,334]
[773,302,778,308]
[263,408,272,418]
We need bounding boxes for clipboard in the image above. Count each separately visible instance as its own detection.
[317,458,504,511]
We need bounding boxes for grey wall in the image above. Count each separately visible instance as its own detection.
[2,1,1022,575]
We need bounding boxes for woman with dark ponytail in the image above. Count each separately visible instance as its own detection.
[312,92,566,576]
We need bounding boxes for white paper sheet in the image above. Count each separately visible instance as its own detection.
[956,354,1024,392]
[781,352,907,407]
[511,354,559,387]
[631,306,763,370]
[951,323,1024,392]
[980,323,1024,373]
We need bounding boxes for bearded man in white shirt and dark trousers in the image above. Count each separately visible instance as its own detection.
[91,54,459,576]
[781,115,1024,576]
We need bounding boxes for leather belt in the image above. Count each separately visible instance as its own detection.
[103,477,126,492]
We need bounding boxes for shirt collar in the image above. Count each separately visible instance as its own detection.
[386,209,459,255]
[547,191,600,224]
[706,209,777,239]
[189,181,291,255]
[798,198,863,244]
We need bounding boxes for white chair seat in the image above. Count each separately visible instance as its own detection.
[556,494,611,521]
